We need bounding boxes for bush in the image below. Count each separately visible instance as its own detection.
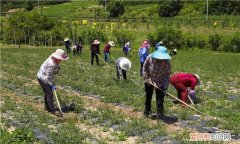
[223,33,240,53]
[158,0,183,17]
[148,26,183,49]
[79,29,107,45]
[208,34,223,51]
[108,1,125,17]
[112,30,134,47]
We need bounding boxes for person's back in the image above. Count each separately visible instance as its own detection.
[172,73,198,88]
[104,43,111,53]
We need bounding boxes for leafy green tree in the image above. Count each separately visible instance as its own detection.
[108,1,125,17]
[208,34,223,51]
[206,0,240,15]
[158,0,183,17]
[24,1,34,11]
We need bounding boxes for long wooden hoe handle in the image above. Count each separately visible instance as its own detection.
[110,55,116,63]
[188,94,195,105]
[53,89,64,116]
[97,54,112,68]
[148,82,205,116]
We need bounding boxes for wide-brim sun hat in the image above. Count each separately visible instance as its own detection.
[152,46,171,59]
[52,49,69,60]
[193,74,200,85]
[93,39,100,44]
[108,41,115,46]
[64,38,69,41]
[119,58,131,70]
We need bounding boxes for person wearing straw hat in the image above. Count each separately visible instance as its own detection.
[142,46,171,119]
[170,73,200,106]
[115,57,131,81]
[103,41,115,62]
[37,49,68,115]
[90,39,100,66]
[138,40,150,76]
[64,38,71,53]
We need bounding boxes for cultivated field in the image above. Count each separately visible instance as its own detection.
[1,47,240,143]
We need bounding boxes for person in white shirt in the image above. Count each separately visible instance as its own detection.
[37,49,68,115]
[115,57,131,81]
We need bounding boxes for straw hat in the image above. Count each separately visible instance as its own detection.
[119,58,131,70]
[64,38,69,41]
[52,49,69,60]
[108,41,115,46]
[152,46,171,59]
[93,39,100,44]
[193,74,200,85]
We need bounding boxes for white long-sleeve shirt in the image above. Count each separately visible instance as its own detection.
[37,56,60,85]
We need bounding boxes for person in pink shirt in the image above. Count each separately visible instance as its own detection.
[170,73,200,106]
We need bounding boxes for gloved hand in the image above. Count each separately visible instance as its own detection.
[52,85,57,91]
[188,90,196,100]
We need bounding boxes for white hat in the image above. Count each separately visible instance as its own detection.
[93,39,100,44]
[194,74,200,85]
[64,38,69,41]
[108,41,115,46]
[119,58,131,70]
[52,49,69,60]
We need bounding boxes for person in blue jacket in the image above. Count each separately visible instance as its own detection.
[138,40,150,76]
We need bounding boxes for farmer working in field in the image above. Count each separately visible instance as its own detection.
[90,39,100,66]
[142,46,171,119]
[115,57,131,81]
[139,40,150,76]
[170,73,200,107]
[64,38,71,53]
[37,49,68,115]
[103,41,115,62]
[123,41,132,57]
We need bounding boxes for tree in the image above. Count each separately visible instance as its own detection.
[24,1,34,11]
[108,1,125,17]
[158,0,183,17]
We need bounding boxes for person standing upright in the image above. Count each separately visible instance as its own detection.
[90,39,100,66]
[103,41,115,62]
[142,46,171,119]
[139,40,150,76]
[64,38,71,53]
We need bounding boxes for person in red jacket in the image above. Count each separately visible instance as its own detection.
[170,73,200,106]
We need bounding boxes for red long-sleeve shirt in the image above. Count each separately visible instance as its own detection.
[170,73,198,90]
[103,43,111,53]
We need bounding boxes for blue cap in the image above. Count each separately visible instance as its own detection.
[151,46,171,59]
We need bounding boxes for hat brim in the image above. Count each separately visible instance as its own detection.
[64,38,69,41]
[93,41,100,44]
[151,52,171,59]
[119,60,131,70]
[52,54,69,60]
[108,42,115,46]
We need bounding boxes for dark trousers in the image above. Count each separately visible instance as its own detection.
[116,66,127,80]
[38,78,55,113]
[66,46,71,53]
[140,62,144,76]
[144,83,165,117]
[91,52,99,65]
